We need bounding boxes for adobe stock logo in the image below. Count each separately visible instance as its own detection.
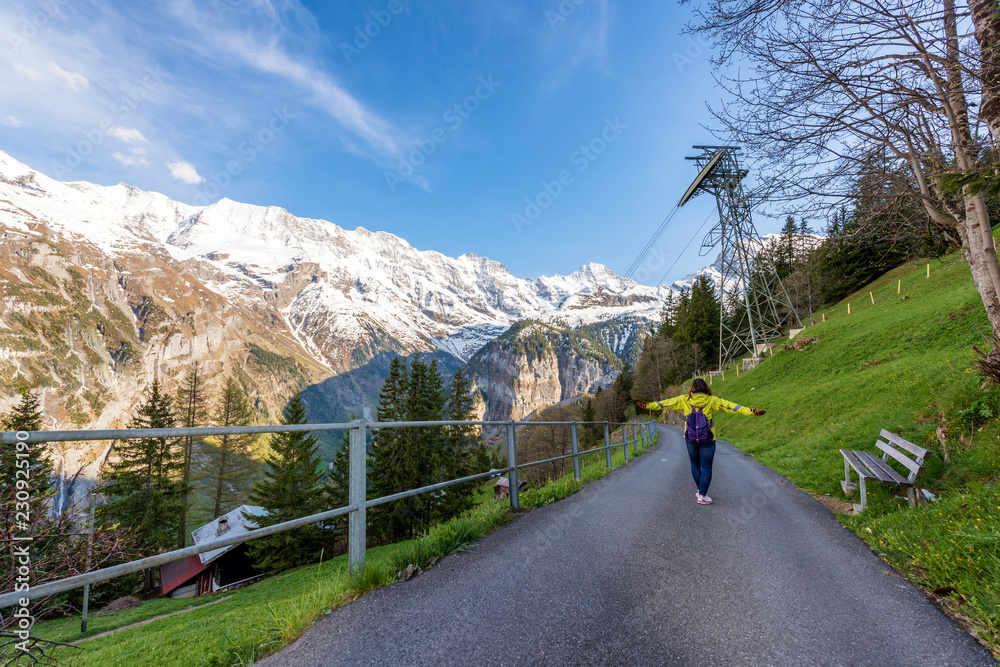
[385,75,501,192]
[192,107,296,205]
[511,117,627,234]
[340,1,408,63]
[6,0,70,51]
[545,0,592,30]
[50,66,167,179]
[673,35,712,72]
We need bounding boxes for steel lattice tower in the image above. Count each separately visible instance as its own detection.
[678,146,801,369]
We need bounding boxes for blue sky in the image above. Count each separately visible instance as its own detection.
[0,0,762,285]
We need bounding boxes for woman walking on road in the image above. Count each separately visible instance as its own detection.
[639,378,765,505]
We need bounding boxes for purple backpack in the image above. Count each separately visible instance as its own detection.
[685,406,713,444]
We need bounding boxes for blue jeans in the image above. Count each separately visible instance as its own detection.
[686,439,717,496]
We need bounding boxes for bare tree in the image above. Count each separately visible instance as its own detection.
[632,336,672,402]
[517,405,573,485]
[685,0,1000,334]
[969,0,1000,144]
[193,377,259,522]
[1,493,147,666]
[175,361,209,549]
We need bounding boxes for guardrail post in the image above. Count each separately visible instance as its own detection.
[570,422,581,481]
[348,418,367,575]
[632,422,639,456]
[506,421,520,511]
[622,423,629,462]
[603,421,611,468]
[81,497,94,632]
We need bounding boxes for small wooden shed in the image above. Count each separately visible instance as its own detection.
[160,505,267,598]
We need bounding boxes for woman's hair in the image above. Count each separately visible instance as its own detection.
[687,378,712,397]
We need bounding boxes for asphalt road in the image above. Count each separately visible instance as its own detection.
[260,425,996,666]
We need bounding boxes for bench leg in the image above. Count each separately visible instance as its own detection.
[906,486,916,508]
[841,458,858,496]
[853,478,867,514]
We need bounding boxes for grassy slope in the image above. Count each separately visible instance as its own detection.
[33,429,654,666]
[689,252,1000,655]
[712,254,988,492]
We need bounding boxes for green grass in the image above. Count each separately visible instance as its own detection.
[670,250,1000,655]
[521,426,654,508]
[705,254,993,493]
[32,427,655,666]
[848,485,1000,650]
[31,596,222,645]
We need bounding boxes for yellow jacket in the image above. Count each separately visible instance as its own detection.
[645,393,754,440]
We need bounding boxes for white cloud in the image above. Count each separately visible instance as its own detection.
[227,38,399,157]
[1,116,22,127]
[166,160,204,184]
[13,60,89,92]
[113,147,151,166]
[107,126,147,143]
[169,1,401,160]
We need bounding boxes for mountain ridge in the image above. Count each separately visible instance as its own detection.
[0,149,673,366]
[0,147,677,504]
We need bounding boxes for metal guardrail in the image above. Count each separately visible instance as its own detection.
[0,419,656,610]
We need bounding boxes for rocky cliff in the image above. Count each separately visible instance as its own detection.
[466,320,628,423]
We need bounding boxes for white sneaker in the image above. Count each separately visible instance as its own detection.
[697,494,713,505]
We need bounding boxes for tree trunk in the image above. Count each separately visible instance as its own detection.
[177,440,191,549]
[967,190,1000,299]
[969,0,1000,145]
[958,220,1000,333]
[944,0,1000,335]
[213,438,229,520]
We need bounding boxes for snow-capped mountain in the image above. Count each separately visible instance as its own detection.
[1,147,829,508]
[0,149,672,371]
[0,148,679,506]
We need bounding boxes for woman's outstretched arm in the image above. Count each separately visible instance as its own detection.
[639,396,686,411]
[710,396,765,416]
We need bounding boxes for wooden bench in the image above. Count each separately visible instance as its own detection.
[839,430,928,513]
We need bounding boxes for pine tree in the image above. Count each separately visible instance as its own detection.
[1,388,53,541]
[99,380,184,592]
[775,216,799,278]
[402,356,447,534]
[195,377,258,522]
[672,275,721,369]
[175,361,209,548]
[368,357,406,542]
[325,413,354,551]
[580,395,599,446]
[1,388,51,499]
[2,393,148,608]
[594,366,634,425]
[659,291,678,339]
[247,393,327,572]
[369,355,451,542]
[438,367,486,518]
[445,367,474,462]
